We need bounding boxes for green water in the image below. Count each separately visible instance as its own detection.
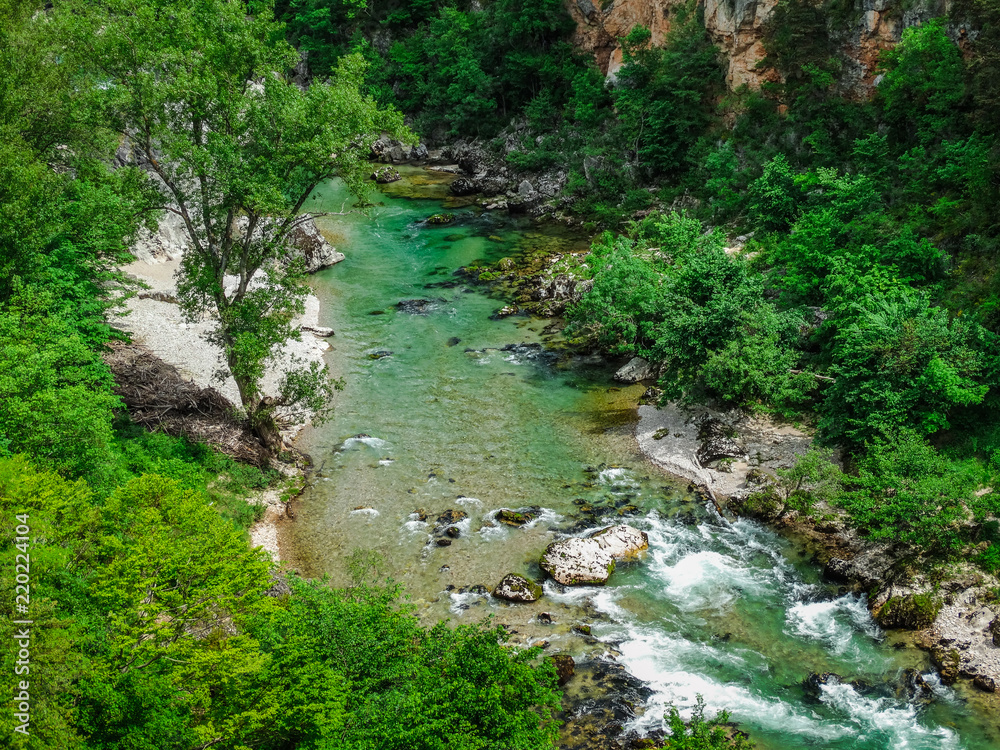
[292,167,1000,749]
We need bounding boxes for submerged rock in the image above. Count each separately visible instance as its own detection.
[539,524,649,586]
[396,297,447,314]
[427,213,454,225]
[493,573,543,602]
[803,672,841,699]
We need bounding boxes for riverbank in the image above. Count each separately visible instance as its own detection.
[116,218,343,562]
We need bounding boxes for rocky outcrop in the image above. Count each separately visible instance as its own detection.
[565,0,961,97]
[284,215,345,272]
[531,275,593,316]
[614,356,656,383]
[636,402,813,498]
[540,524,648,585]
[493,573,543,602]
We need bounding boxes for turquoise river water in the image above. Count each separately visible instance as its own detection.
[290,168,1000,749]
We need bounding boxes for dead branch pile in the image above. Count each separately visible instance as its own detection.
[103,340,269,466]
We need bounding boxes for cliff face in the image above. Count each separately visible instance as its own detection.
[566,0,964,97]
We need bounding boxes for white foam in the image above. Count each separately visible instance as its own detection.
[449,589,488,615]
[455,496,482,506]
[349,507,379,517]
[820,682,962,749]
[598,467,638,487]
[342,435,387,450]
[378,458,395,466]
[786,595,883,658]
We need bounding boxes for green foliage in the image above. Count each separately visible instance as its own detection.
[820,286,988,447]
[0,455,563,749]
[385,0,584,137]
[835,431,998,552]
[663,695,755,749]
[878,20,968,148]
[250,577,561,750]
[746,155,804,232]
[571,213,813,410]
[0,294,120,477]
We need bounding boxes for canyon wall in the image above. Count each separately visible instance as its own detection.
[566,0,968,97]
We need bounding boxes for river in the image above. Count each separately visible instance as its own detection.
[289,167,999,749]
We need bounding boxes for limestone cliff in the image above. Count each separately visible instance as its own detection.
[566,0,971,96]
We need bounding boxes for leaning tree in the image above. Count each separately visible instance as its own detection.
[62,0,409,450]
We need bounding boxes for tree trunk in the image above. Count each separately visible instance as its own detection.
[250,399,285,455]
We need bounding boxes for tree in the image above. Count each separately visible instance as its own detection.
[615,3,723,178]
[662,695,755,749]
[820,284,988,447]
[62,0,409,450]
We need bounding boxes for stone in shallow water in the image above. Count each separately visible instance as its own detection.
[497,508,535,526]
[539,524,648,586]
[548,654,575,686]
[426,213,454,225]
[493,574,543,603]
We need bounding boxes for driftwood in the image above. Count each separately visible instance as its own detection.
[103,340,270,466]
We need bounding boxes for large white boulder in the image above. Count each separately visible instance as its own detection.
[539,524,649,586]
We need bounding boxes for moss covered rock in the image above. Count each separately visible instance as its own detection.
[497,508,535,526]
[492,573,543,602]
[426,213,454,225]
[873,594,942,630]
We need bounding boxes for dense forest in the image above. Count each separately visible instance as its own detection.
[3,0,1000,746]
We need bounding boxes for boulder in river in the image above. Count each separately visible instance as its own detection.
[539,524,648,586]
[493,573,543,603]
[371,166,401,183]
[547,654,575,685]
[427,213,454,225]
[497,508,535,526]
